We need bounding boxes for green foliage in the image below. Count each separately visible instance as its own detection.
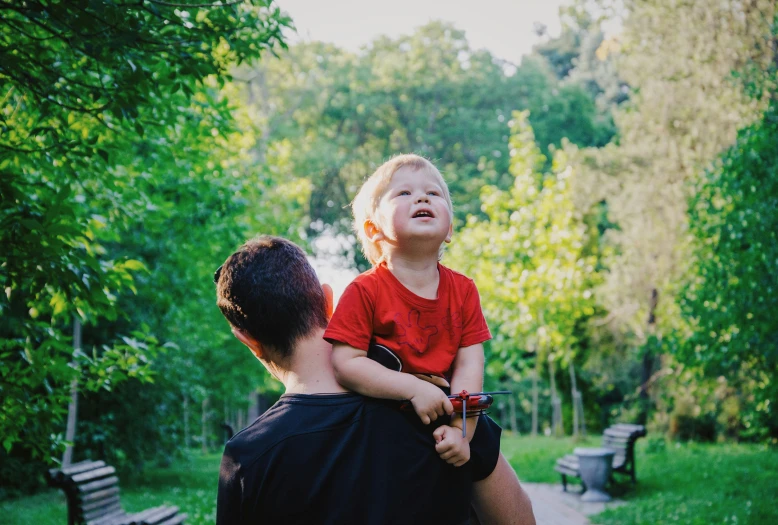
[506,435,778,524]
[247,22,615,260]
[682,102,778,440]
[0,453,223,524]
[447,112,598,374]
[563,0,776,437]
[0,0,289,467]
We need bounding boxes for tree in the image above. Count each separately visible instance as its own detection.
[446,112,598,434]
[243,22,615,268]
[567,0,775,426]
[0,0,289,467]
[684,99,778,440]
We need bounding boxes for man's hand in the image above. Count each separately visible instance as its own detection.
[409,380,454,424]
[433,425,470,467]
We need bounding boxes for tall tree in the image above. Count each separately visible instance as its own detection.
[568,0,775,423]
[684,98,778,440]
[446,111,598,383]
[244,22,615,267]
[0,0,289,465]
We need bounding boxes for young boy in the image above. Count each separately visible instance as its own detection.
[324,154,535,524]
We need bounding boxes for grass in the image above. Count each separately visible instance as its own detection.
[0,453,222,525]
[503,433,778,524]
[3,437,777,524]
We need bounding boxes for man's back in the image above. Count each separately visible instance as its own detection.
[217,393,472,525]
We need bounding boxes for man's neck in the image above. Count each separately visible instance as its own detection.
[279,329,350,395]
[384,255,440,299]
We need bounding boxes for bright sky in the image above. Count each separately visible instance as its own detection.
[278,0,569,65]
[278,0,571,299]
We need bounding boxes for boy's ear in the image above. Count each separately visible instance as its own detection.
[231,327,265,360]
[364,220,385,242]
[321,283,334,320]
[445,222,453,244]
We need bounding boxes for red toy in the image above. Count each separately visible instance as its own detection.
[401,389,511,437]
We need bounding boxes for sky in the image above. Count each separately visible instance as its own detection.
[278,0,569,66]
[277,0,572,298]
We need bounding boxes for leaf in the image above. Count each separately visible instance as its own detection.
[122,259,146,271]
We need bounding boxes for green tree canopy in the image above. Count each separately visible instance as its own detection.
[446,112,598,376]
[0,0,289,463]
[684,100,778,439]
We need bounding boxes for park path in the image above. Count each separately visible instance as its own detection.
[521,483,626,525]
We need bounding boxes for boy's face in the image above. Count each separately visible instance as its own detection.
[372,166,453,250]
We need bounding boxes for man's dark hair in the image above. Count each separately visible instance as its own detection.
[215,236,328,359]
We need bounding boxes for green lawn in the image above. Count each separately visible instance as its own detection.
[3,437,777,524]
[503,433,778,524]
[0,453,222,525]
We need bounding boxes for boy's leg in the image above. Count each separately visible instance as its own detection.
[471,452,536,525]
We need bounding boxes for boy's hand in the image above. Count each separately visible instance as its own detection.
[433,425,470,467]
[409,380,454,424]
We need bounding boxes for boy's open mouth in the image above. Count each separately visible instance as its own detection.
[412,209,434,218]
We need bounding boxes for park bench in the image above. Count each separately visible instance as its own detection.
[554,423,647,492]
[47,460,187,525]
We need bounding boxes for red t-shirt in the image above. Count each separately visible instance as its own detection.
[323,263,491,377]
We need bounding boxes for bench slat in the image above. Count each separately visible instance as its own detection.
[604,428,636,439]
[141,506,179,525]
[73,466,117,484]
[128,507,162,525]
[48,460,108,485]
[155,513,187,525]
[83,501,123,522]
[49,460,185,525]
[81,486,121,503]
[88,508,131,525]
[64,461,107,477]
[611,423,646,433]
[78,476,121,493]
[82,495,122,515]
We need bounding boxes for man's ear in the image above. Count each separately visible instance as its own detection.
[364,220,385,242]
[322,283,334,320]
[231,327,265,360]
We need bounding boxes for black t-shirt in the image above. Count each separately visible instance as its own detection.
[217,393,472,525]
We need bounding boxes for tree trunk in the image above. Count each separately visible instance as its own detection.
[639,288,659,424]
[531,358,539,436]
[549,358,563,437]
[62,318,81,467]
[569,362,579,439]
[183,392,190,449]
[201,397,209,453]
[508,391,519,434]
[577,391,586,437]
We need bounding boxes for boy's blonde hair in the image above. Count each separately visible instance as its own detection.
[352,154,454,266]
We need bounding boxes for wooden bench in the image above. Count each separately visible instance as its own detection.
[47,460,187,525]
[554,423,646,492]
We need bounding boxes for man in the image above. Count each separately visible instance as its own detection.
[215,236,534,525]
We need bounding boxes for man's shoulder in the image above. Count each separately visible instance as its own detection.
[223,394,383,465]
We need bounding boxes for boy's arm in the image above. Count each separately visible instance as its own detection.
[332,343,453,424]
[448,343,485,442]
